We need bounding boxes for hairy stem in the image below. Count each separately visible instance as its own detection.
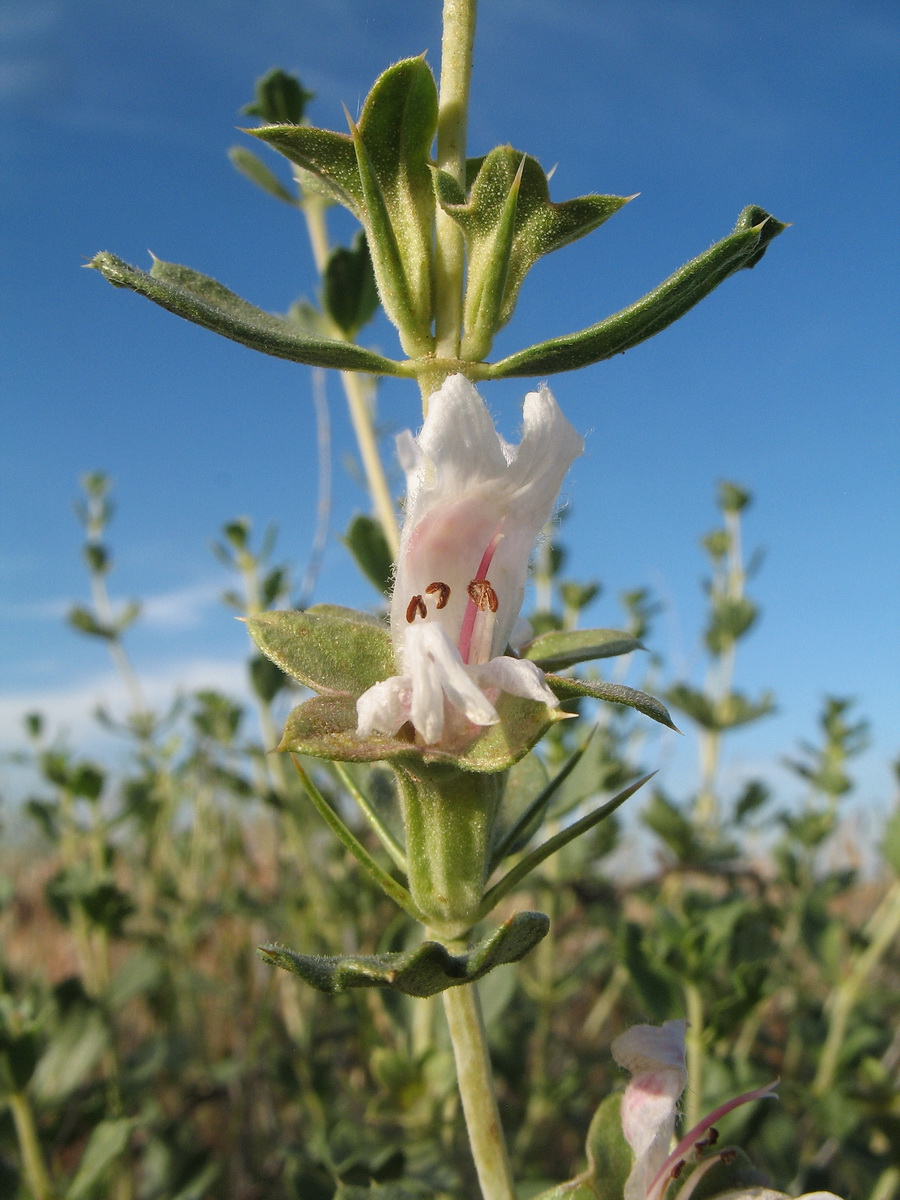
[442,978,515,1200]
[434,0,477,363]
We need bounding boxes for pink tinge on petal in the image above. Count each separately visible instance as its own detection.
[620,1068,686,1200]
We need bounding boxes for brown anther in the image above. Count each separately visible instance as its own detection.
[405,595,427,623]
[695,1127,720,1156]
[425,581,451,609]
[720,1149,738,1165]
[467,578,498,612]
[671,1160,686,1180]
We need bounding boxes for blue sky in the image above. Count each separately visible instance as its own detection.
[2,0,898,828]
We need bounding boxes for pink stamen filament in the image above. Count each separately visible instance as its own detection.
[458,528,505,665]
[646,1080,779,1200]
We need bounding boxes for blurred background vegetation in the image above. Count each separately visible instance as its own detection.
[2,473,898,1200]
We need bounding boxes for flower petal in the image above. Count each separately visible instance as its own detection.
[471,656,558,707]
[356,676,412,738]
[404,623,499,743]
[612,1020,688,1200]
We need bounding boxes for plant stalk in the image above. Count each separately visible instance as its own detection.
[442,978,515,1200]
[434,0,477,365]
[8,1091,57,1200]
[812,878,900,1096]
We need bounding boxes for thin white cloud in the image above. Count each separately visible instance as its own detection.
[140,581,225,629]
[0,656,250,755]
[4,580,225,630]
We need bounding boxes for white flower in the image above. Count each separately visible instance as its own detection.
[356,374,583,746]
[611,1020,789,1200]
[612,1020,689,1200]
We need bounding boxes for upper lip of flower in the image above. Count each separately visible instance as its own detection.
[356,373,583,747]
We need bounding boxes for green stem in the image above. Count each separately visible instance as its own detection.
[300,175,400,556]
[341,369,400,557]
[434,0,478,365]
[812,878,900,1096]
[442,979,515,1200]
[8,1091,57,1200]
[684,982,705,1131]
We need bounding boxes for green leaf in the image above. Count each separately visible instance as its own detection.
[522,627,644,672]
[882,803,900,876]
[618,921,679,1021]
[242,67,314,125]
[32,1004,109,1103]
[289,757,418,918]
[584,1093,633,1200]
[245,608,394,698]
[547,674,678,730]
[490,733,596,868]
[354,56,437,343]
[486,205,788,377]
[435,147,628,354]
[249,123,363,211]
[666,684,775,731]
[89,253,408,376]
[66,1118,134,1200]
[228,145,297,204]
[322,232,379,337]
[259,910,550,997]
[67,604,114,640]
[479,774,653,917]
[279,695,413,762]
[531,1094,632,1199]
[342,514,394,596]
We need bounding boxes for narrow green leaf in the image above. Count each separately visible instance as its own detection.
[547,674,678,730]
[32,1006,109,1103]
[228,145,297,204]
[333,762,407,872]
[460,156,525,360]
[489,729,599,869]
[89,253,408,375]
[522,627,644,671]
[260,910,550,997]
[478,773,654,918]
[245,608,394,698]
[289,756,420,918]
[486,205,788,377]
[67,1118,134,1200]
